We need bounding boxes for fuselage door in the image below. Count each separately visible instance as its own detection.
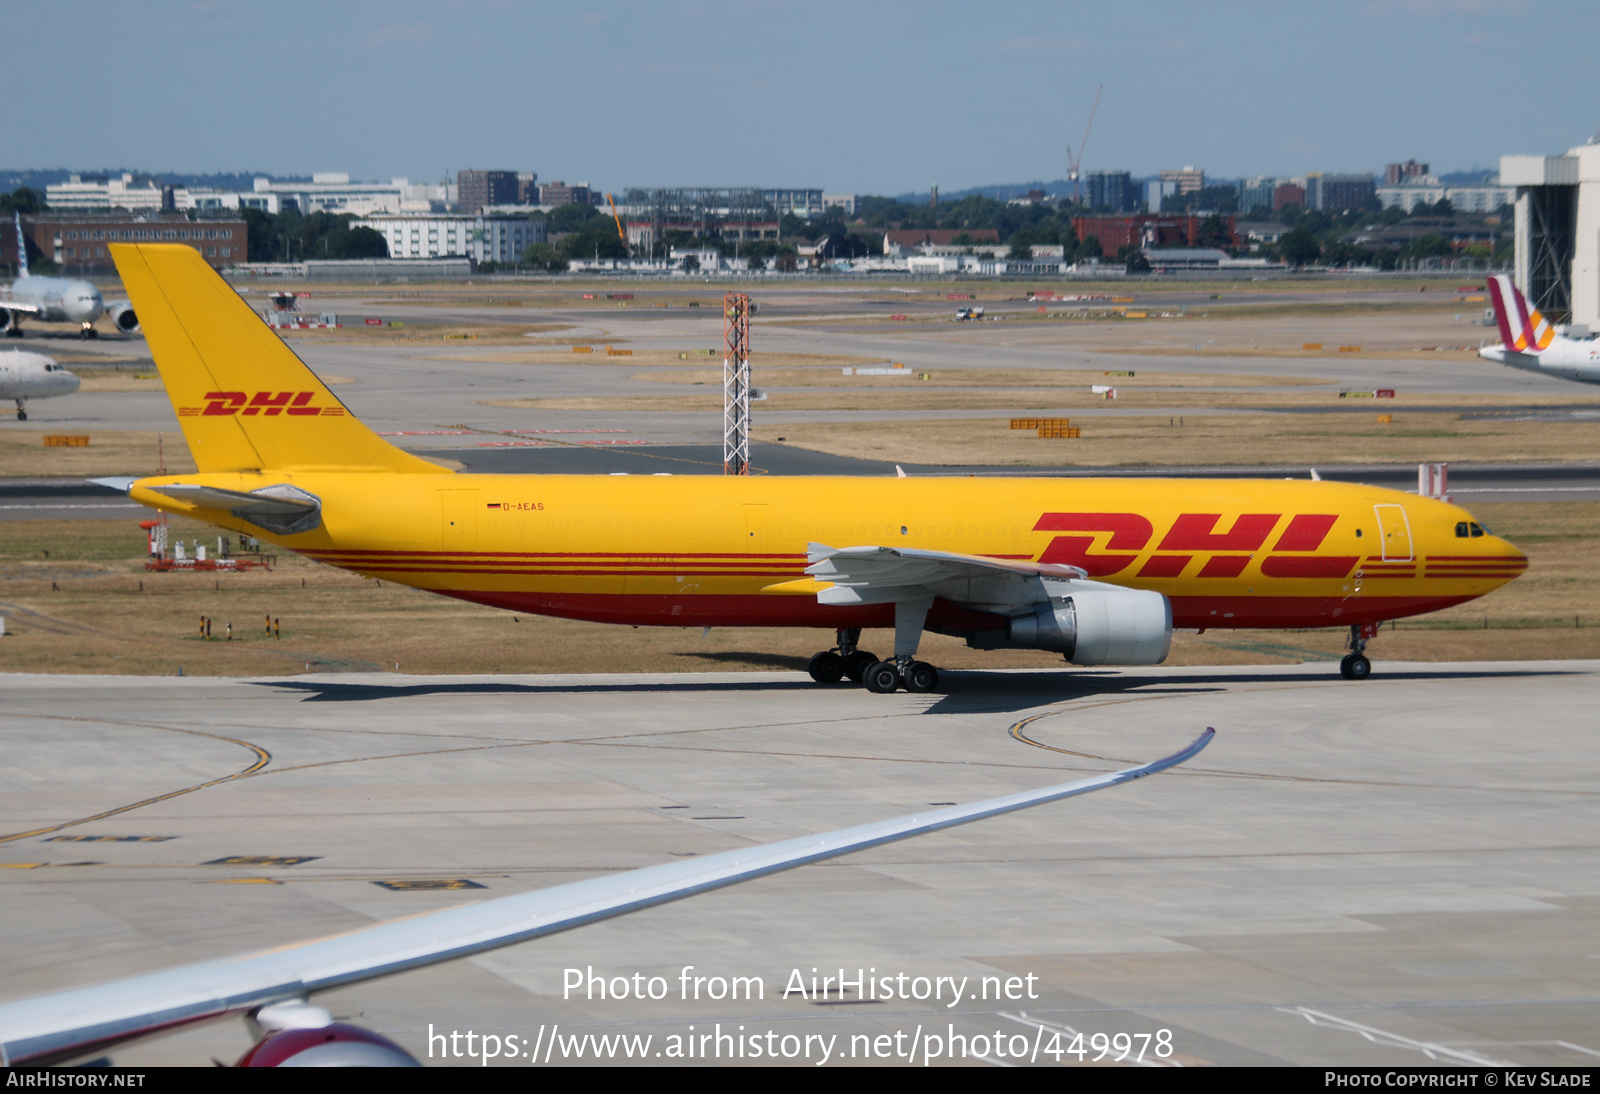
[1373,503,1413,562]
[744,503,768,552]
[441,489,480,551]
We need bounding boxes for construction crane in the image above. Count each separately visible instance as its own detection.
[1066,84,1103,205]
[606,193,628,251]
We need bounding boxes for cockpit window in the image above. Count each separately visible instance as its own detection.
[1456,520,1491,538]
[1470,522,1487,537]
[1455,522,1469,537]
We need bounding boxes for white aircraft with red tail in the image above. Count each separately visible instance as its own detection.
[1480,275,1600,383]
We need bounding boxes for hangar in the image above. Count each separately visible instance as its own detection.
[1502,141,1600,330]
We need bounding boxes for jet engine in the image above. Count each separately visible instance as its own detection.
[225,1000,420,1067]
[235,1023,420,1067]
[107,301,139,333]
[0,307,17,333]
[971,586,1172,665]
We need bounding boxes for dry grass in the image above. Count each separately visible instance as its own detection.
[0,503,1594,676]
[754,413,1600,467]
[0,430,195,478]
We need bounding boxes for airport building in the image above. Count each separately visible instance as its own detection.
[457,170,523,214]
[881,229,1002,257]
[539,181,594,207]
[4,214,246,273]
[1375,179,1515,214]
[45,174,170,213]
[1501,142,1600,329]
[1159,166,1206,194]
[762,189,825,217]
[1305,172,1376,212]
[1084,171,1139,213]
[1273,181,1306,210]
[1237,176,1279,213]
[353,213,546,264]
[1070,214,1239,258]
[249,174,449,216]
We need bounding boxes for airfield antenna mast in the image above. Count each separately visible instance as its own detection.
[723,293,752,475]
[1068,84,1103,205]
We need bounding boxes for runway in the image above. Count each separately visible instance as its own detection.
[2,664,1598,1066]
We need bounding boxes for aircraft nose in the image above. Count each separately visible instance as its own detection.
[60,370,80,393]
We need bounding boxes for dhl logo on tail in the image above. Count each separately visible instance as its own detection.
[179,391,345,418]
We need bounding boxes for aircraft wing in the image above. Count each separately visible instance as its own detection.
[0,299,40,314]
[0,729,1212,1066]
[797,542,1088,609]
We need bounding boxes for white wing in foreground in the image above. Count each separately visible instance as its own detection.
[0,729,1213,1066]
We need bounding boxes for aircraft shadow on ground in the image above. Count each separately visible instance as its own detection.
[258,665,1578,706]
[919,665,1582,715]
[258,678,820,703]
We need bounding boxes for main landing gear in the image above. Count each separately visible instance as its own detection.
[1341,622,1378,680]
[807,627,879,684]
[806,601,944,695]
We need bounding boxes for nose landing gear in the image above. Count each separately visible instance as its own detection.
[14,398,26,421]
[79,322,98,340]
[1340,622,1378,680]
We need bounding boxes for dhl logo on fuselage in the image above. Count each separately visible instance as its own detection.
[177,391,345,417]
[1036,511,1356,579]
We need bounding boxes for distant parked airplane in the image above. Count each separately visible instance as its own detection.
[0,349,80,419]
[1480,274,1600,384]
[3,213,138,338]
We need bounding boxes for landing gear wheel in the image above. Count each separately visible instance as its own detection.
[80,327,97,340]
[842,650,878,683]
[807,651,845,684]
[1340,653,1371,680]
[862,660,900,694]
[15,410,25,421]
[903,661,939,693]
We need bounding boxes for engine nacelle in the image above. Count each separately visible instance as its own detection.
[235,1022,420,1067]
[0,308,16,333]
[1002,586,1172,665]
[107,301,139,333]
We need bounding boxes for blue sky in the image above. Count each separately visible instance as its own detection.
[12,0,1597,194]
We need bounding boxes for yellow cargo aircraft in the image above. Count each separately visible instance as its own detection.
[109,243,1527,690]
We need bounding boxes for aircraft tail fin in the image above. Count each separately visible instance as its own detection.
[110,243,449,476]
[1488,274,1557,354]
[14,212,27,278]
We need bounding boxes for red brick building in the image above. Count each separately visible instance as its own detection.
[1070,214,1238,258]
[4,215,247,274]
[1273,183,1306,211]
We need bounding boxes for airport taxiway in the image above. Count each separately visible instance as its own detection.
[2,663,1598,1067]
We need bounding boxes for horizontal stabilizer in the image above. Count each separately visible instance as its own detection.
[150,483,321,535]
